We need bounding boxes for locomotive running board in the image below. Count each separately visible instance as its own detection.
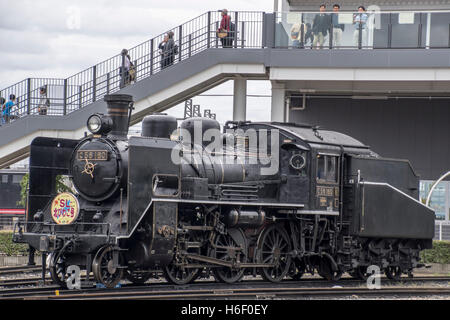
[153,198,339,215]
[186,254,275,268]
[151,198,306,209]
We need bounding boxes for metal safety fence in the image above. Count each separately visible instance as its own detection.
[275,10,450,49]
[0,216,24,231]
[0,11,264,123]
[435,220,450,241]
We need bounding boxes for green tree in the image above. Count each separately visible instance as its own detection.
[18,173,74,207]
[17,173,29,208]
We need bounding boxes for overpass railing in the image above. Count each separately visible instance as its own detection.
[2,9,450,125]
[275,10,450,49]
[0,11,264,121]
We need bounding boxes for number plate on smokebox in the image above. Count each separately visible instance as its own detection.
[77,150,109,161]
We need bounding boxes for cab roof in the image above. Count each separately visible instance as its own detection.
[236,121,371,150]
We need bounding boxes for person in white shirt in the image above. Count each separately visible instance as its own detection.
[38,86,50,115]
[121,49,132,88]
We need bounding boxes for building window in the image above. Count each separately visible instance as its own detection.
[12,175,22,184]
[1,175,8,183]
[420,181,449,221]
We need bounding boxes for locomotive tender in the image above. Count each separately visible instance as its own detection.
[13,94,435,288]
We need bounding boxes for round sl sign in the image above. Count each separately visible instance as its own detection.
[51,193,80,225]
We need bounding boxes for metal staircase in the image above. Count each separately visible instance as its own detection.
[0,11,266,168]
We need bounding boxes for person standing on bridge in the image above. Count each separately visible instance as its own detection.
[2,94,16,124]
[312,4,330,49]
[0,97,5,126]
[120,49,132,88]
[353,6,368,48]
[37,86,50,115]
[159,33,170,69]
[331,4,345,48]
[218,9,233,48]
[167,31,177,67]
[159,32,177,70]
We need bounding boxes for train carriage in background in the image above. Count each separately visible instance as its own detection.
[13,94,435,288]
[0,169,26,230]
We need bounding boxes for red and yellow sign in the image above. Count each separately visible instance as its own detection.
[51,193,80,225]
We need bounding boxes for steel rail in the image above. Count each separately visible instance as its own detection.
[1,275,449,299]
[28,286,450,300]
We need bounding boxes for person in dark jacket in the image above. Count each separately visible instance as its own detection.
[159,32,176,69]
[167,31,176,67]
[312,4,330,49]
[331,4,345,48]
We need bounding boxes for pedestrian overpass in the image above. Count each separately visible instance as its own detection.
[1,10,450,182]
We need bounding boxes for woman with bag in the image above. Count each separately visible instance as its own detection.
[290,23,307,48]
[217,9,233,48]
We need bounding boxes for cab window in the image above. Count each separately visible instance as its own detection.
[316,154,339,183]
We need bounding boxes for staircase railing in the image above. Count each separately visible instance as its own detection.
[0,11,264,122]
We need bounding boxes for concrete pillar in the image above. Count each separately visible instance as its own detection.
[271,81,285,122]
[233,78,247,121]
[281,0,290,12]
[273,0,279,12]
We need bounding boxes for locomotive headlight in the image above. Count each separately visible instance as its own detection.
[87,114,112,135]
[87,115,102,133]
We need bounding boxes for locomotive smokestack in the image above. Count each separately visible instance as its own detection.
[104,94,133,139]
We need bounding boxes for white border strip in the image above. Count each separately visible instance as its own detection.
[360,181,435,211]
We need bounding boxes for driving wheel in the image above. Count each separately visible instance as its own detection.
[210,229,247,284]
[163,232,202,285]
[92,246,123,288]
[49,250,69,288]
[257,225,292,283]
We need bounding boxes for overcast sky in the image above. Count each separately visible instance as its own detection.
[0,0,275,124]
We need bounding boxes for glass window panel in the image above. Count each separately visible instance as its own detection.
[12,175,22,184]
[420,181,448,221]
[391,13,421,48]
[317,155,325,180]
[326,156,338,182]
[373,13,390,48]
[429,12,450,48]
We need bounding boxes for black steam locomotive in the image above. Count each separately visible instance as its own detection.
[13,94,435,288]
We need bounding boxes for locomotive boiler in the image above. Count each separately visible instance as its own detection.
[13,94,435,288]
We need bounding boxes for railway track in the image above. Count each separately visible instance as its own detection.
[1,274,448,289]
[0,265,42,275]
[55,286,450,300]
[0,275,449,300]
[4,284,450,300]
